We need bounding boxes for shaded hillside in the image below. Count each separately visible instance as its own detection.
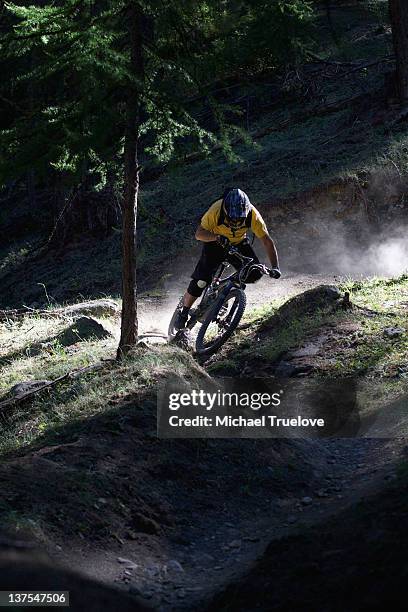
[206,466,408,612]
[1,2,407,308]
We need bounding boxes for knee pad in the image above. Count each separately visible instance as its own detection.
[188,279,208,297]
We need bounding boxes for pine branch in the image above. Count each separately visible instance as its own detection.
[0,91,23,111]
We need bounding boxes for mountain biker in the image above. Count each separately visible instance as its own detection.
[174,187,281,331]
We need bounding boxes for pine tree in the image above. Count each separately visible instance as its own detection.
[389,0,408,103]
[0,0,314,356]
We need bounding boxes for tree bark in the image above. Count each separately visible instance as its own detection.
[389,0,408,103]
[117,3,144,358]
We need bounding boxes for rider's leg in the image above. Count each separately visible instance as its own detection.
[183,291,198,308]
[174,243,224,330]
[190,242,224,296]
[173,293,195,331]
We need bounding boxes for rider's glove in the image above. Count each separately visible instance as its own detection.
[216,235,229,247]
[269,268,281,279]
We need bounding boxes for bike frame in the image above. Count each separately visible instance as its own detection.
[186,247,263,330]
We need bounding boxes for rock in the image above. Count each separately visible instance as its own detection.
[193,553,215,564]
[117,557,138,568]
[274,361,313,377]
[383,327,405,338]
[57,317,112,346]
[276,498,291,508]
[229,539,242,549]
[132,513,160,535]
[287,515,297,524]
[145,563,161,578]
[243,536,260,542]
[59,300,120,318]
[135,340,150,349]
[274,361,296,377]
[269,286,341,326]
[165,560,184,574]
[128,586,142,596]
[290,344,321,358]
[9,380,51,398]
[301,496,313,506]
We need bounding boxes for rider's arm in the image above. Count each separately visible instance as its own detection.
[195,224,218,242]
[259,234,279,269]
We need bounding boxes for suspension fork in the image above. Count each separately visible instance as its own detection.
[212,281,234,313]
[212,262,227,286]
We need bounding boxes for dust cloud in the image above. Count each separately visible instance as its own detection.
[138,213,408,338]
[324,229,408,277]
[287,215,408,278]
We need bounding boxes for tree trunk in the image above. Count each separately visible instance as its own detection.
[117,3,144,358]
[389,0,408,103]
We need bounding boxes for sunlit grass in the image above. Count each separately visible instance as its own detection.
[210,274,408,380]
[0,303,207,457]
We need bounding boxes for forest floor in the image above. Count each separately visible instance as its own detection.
[52,437,406,611]
[0,271,407,610]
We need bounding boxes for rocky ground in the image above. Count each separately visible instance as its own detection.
[55,439,404,611]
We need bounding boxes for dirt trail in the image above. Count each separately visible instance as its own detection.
[138,271,344,338]
[50,272,406,610]
[52,437,404,611]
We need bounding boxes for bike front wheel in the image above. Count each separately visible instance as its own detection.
[195,288,246,356]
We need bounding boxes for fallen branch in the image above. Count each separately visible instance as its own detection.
[306,51,394,72]
[0,307,68,322]
[305,50,361,67]
[0,363,105,416]
[0,300,120,322]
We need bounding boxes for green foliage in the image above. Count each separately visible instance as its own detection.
[0,0,315,193]
[364,0,389,24]
[221,0,315,74]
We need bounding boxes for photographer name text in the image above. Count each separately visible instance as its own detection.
[168,415,325,428]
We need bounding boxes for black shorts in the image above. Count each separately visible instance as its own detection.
[192,240,260,284]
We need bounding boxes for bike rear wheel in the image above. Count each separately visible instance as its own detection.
[195,288,246,356]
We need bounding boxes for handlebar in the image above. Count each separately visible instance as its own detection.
[226,245,280,280]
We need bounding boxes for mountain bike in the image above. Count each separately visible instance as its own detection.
[168,243,278,356]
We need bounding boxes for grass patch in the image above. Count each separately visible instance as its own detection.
[258,308,334,363]
[0,311,205,457]
[211,274,408,380]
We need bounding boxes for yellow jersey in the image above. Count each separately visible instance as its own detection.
[200,199,268,245]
